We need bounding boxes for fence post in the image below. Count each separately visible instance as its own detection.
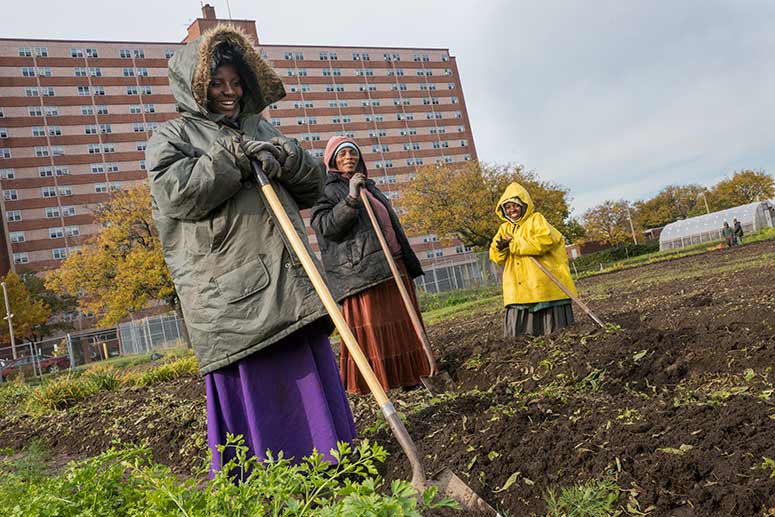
[66,333,74,370]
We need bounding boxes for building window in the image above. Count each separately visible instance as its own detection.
[74,67,87,77]
[52,248,69,260]
[42,187,57,197]
[65,226,80,237]
[77,86,90,96]
[7,210,21,222]
[91,163,104,173]
[132,123,145,133]
[133,48,145,58]
[41,87,55,97]
[21,67,35,77]
[57,186,72,197]
[3,190,18,200]
[95,183,108,193]
[25,87,39,97]
[138,160,146,170]
[123,67,135,77]
[164,49,175,59]
[34,146,49,157]
[88,144,101,154]
[62,206,76,217]
[144,104,156,113]
[28,106,43,117]
[96,105,108,115]
[136,67,149,77]
[9,232,25,243]
[70,48,84,58]
[49,227,64,239]
[45,207,60,218]
[102,144,115,153]
[0,168,15,179]
[86,48,98,58]
[100,124,112,134]
[85,125,97,135]
[18,47,32,57]
[39,166,53,177]
[90,67,102,77]
[13,253,29,264]
[0,148,11,159]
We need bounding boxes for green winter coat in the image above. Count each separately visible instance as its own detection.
[145,26,327,374]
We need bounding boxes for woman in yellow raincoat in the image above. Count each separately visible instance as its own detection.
[489,182,577,336]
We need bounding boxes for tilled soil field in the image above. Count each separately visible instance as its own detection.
[2,240,775,516]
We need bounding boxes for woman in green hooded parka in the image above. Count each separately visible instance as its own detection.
[145,26,355,474]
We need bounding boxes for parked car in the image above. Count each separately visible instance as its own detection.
[0,354,70,381]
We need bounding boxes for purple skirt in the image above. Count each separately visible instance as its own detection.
[205,322,357,473]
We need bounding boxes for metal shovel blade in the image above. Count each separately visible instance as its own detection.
[429,468,500,515]
[420,369,455,394]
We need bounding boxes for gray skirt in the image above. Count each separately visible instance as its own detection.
[504,302,574,337]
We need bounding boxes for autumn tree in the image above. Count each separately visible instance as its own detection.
[0,272,51,353]
[401,161,580,249]
[582,199,639,245]
[19,272,77,345]
[710,169,774,210]
[44,184,182,335]
[632,184,708,229]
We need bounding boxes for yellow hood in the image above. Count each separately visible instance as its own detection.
[496,182,534,224]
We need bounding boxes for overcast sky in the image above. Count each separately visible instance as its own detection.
[3,1,774,216]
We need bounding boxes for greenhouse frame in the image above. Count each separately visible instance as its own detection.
[659,201,775,251]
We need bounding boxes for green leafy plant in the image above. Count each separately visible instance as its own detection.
[545,477,620,517]
[0,435,461,516]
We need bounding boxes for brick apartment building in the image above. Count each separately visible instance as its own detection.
[0,5,478,290]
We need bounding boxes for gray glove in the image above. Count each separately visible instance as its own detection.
[241,140,282,180]
[348,172,367,198]
[270,136,302,176]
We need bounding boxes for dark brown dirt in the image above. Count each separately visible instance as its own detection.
[2,240,775,516]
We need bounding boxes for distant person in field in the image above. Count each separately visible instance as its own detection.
[722,221,734,247]
[145,26,355,475]
[310,136,431,394]
[733,218,744,245]
[489,182,577,336]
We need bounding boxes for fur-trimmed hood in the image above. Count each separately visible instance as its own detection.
[167,25,286,117]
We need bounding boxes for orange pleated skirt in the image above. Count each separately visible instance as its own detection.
[340,262,431,395]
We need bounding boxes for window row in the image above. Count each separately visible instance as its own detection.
[13,246,81,264]
[18,47,175,59]
[282,51,449,62]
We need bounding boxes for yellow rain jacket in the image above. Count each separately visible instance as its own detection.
[489,182,577,306]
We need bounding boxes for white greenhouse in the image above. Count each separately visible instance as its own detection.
[659,201,775,251]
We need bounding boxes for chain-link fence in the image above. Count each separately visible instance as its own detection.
[414,251,501,293]
[117,313,185,355]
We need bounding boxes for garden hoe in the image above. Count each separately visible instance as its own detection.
[252,162,498,514]
[529,256,606,328]
[359,189,454,395]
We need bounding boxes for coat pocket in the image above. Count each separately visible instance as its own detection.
[213,257,270,303]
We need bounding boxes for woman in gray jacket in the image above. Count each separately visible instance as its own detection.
[145,26,355,473]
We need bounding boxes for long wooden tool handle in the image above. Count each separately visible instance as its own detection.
[359,189,438,375]
[528,256,606,329]
[252,163,426,486]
